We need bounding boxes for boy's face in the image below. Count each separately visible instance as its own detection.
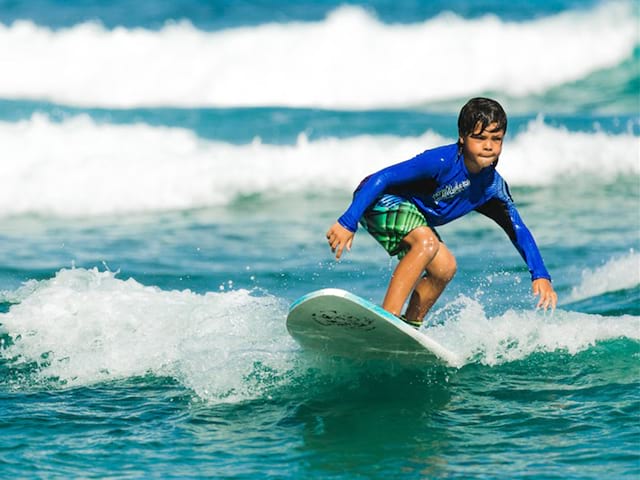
[459,121,505,174]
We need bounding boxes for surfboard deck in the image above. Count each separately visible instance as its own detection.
[286,288,462,366]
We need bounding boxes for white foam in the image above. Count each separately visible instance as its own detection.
[1,270,637,389]
[0,268,297,402]
[426,295,640,366]
[0,114,637,217]
[0,2,636,108]
[497,117,640,185]
[568,250,640,302]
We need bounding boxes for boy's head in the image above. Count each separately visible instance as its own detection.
[457,98,507,172]
[457,97,507,141]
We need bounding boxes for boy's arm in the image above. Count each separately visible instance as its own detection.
[337,150,443,232]
[475,197,558,310]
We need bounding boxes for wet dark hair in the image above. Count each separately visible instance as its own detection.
[457,97,507,139]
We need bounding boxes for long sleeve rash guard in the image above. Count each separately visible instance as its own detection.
[337,143,551,281]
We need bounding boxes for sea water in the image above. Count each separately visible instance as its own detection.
[0,1,638,478]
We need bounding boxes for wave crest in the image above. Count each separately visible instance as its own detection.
[0,267,294,402]
[0,2,636,108]
[569,250,640,302]
[0,114,637,217]
[427,295,640,366]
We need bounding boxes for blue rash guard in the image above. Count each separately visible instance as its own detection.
[337,143,551,281]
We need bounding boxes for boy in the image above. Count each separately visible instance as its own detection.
[326,97,557,328]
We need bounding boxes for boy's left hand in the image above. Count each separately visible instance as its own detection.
[532,278,557,311]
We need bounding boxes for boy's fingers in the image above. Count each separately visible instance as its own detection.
[533,284,546,310]
[532,280,557,311]
[550,292,558,310]
[327,225,353,260]
[536,289,557,312]
[542,296,550,311]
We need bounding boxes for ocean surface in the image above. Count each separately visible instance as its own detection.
[0,0,639,478]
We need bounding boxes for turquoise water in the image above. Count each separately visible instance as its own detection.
[0,1,639,478]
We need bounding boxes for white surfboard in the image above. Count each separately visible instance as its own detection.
[286,288,462,366]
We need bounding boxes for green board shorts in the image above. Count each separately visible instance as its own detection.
[359,194,440,259]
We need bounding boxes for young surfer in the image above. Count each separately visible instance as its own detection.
[326,97,557,328]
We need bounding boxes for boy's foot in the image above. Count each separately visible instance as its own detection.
[399,315,422,329]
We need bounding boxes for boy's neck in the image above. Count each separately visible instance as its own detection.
[463,156,483,175]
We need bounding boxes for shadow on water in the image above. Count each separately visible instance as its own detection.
[287,363,455,478]
[179,358,457,478]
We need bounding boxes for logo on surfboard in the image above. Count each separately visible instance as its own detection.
[311,310,376,331]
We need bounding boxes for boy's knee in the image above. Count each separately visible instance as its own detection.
[404,227,439,255]
[429,251,457,284]
[442,259,457,282]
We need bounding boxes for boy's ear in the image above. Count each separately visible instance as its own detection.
[458,135,464,145]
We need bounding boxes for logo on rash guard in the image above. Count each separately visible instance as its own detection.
[432,179,470,203]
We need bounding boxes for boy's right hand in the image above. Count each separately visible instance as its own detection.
[326,222,354,260]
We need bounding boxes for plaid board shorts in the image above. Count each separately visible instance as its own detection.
[359,194,436,259]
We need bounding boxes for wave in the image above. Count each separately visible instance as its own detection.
[0,2,636,109]
[0,114,637,217]
[0,268,295,402]
[1,269,638,401]
[568,250,640,302]
[0,0,612,30]
[425,295,640,366]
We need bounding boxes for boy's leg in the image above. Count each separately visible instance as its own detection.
[381,226,440,316]
[404,242,457,321]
